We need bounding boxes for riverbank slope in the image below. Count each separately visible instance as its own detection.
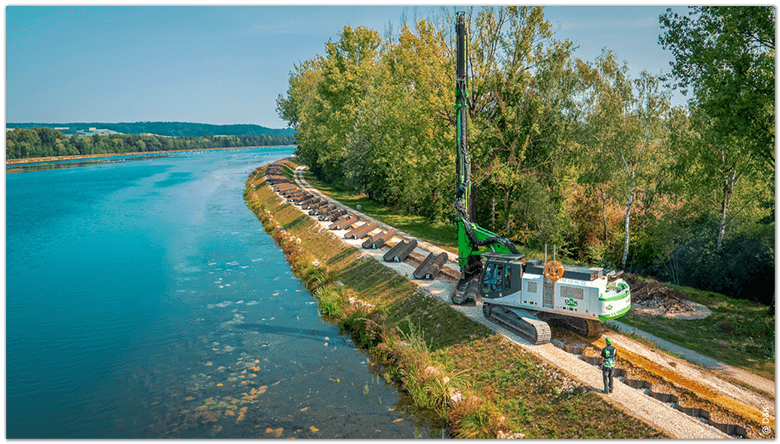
[244,162,677,439]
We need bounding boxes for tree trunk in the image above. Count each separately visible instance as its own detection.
[717,178,735,252]
[716,148,739,253]
[621,184,633,270]
[491,196,497,231]
[599,188,608,242]
[505,215,514,235]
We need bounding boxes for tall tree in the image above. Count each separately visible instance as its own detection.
[277,58,325,174]
[578,52,671,269]
[667,105,760,252]
[659,6,774,251]
[344,18,453,219]
[316,26,383,181]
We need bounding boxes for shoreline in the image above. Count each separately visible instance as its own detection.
[5,145,293,165]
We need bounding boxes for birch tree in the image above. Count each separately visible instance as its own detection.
[660,6,774,252]
[579,52,670,269]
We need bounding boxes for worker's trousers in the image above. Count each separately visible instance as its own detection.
[602,366,614,393]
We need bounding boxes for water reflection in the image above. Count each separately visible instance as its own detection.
[6,154,175,174]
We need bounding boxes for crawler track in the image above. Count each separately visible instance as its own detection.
[483,303,551,345]
[540,314,600,338]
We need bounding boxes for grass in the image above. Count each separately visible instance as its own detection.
[243,161,668,439]
[620,300,775,380]
[302,170,458,253]
[280,160,296,183]
[439,335,665,439]
[301,166,774,383]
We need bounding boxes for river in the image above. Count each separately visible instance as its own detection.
[6,147,439,438]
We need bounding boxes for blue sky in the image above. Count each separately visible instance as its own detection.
[6,4,693,129]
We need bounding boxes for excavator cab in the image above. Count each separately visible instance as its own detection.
[480,253,525,299]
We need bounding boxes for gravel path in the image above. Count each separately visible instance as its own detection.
[288,165,744,439]
[608,320,775,398]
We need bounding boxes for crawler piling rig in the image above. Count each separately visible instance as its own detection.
[450,11,630,344]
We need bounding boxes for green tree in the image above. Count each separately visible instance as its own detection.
[660,6,774,252]
[277,57,325,173]
[346,18,453,220]
[668,105,764,252]
[316,26,383,182]
[6,139,17,159]
[659,6,775,172]
[460,6,580,247]
[578,52,671,269]
[12,128,42,158]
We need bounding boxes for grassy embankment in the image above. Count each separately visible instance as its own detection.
[302,167,776,384]
[244,162,666,439]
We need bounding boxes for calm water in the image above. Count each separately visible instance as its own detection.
[6,147,438,438]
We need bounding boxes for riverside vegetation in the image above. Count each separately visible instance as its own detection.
[276,6,774,307]
[5,126,295,160]
[244,162,667,439]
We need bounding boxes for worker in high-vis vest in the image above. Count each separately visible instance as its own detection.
[601,337,617,394]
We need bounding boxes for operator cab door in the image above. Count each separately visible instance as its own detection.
[481,257,522,299]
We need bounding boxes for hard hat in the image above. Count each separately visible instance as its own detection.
[605,337,613,345]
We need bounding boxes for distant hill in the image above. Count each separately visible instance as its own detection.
[6,122,296,137]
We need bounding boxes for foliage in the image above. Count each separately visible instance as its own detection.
[5,126,294,160]
[275,6,774,304]
[659,6,775,173]
[313,283,348,318]
[467,7,580,248]
[657,6,774,269]
[636,215,774,305]
[276,57,326,176]
[577,52,673,269]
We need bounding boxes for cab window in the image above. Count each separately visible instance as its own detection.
[482,263,504,293]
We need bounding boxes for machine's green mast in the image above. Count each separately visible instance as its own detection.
[454,11,520,273]
[455,11,472,269]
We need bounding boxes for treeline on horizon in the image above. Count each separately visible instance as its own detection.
[276,6,775,304]
[5,126,296,160]
[7,121,296,137]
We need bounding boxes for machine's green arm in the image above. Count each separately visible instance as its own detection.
[454,11,519,271]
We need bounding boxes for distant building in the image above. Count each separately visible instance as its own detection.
[75,128,120,136]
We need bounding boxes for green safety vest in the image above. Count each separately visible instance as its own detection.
[602,346,616,368]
